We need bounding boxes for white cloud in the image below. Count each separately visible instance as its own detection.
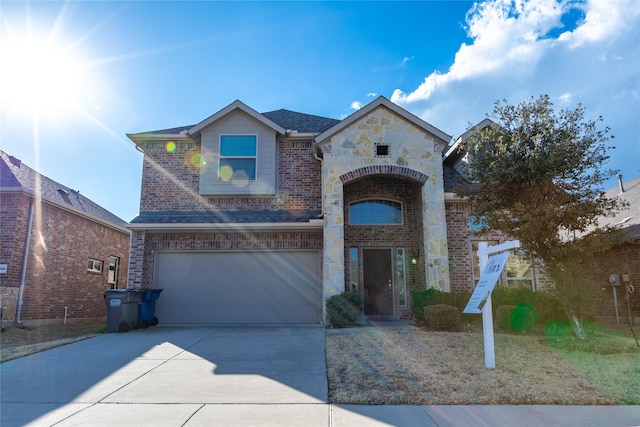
[392,0,564,105]
[557,92,571,104]
[400,56,415,67]
[557,0,640,48]
[367,92,377,97]
[392,0,640,106]
[388,0,639,186]
[350,101,363,110]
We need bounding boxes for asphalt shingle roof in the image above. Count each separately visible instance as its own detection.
[598,176,640,239]
[0,151,128,227]
[139,109,340,136]
[262,109,340,134]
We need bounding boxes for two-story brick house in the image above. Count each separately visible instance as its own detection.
[127,97,542,325]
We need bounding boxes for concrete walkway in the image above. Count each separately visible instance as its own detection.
[1,326,638,426]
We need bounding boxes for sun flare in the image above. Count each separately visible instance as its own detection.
[0,34,90,118]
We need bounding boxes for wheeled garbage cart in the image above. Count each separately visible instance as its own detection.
[138,289,163,328]
[104,289,144,332]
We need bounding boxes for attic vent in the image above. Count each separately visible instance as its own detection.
[375,144,390,157]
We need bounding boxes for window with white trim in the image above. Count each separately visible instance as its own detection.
[108,256,120,289]
[218,135,257,180]
[87,259,103,273]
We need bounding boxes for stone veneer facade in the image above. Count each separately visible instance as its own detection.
[317,106,450,305]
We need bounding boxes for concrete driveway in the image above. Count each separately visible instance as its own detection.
[1,326,328,426]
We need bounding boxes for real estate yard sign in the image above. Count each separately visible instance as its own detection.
[464,240,520,369]
[463,251,510,314]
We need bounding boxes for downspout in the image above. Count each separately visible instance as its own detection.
[313,144,324,218]
[15,197,35,324]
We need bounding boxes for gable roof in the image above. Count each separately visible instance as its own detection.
[598,175,640,240]
[188,100,286,136]
[0,151,128,228]
[443,118,494,165]
[315,96,452,144]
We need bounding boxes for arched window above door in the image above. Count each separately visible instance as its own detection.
[349,199,403,225]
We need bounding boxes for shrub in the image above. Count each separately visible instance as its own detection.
[326,292,362,327]
[510,304,536,333]
[424,304,461,331]
[496,305,517,330]
[491,288,567,325]
[411,288,442,318]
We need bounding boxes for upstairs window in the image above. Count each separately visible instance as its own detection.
[219,135,257,180]
[349,199,402,225]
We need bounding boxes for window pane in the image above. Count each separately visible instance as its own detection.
[349,248,359,294]
[219,159,256,180]
[396,248,407,306]
[350,200,402,224]
[220,135,256,156]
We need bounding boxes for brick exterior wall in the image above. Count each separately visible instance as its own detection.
[343,176,422,317]
[131,231,323,289]
[0,192,130,323]
[445,199,552,293]
[593,242,640,321]
[138,138,321,213]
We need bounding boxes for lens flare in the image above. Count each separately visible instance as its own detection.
[165,141,176,153]
[219,165,233,181]
[190,153,206,168]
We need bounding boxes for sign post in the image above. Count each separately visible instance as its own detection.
[464,240,520,369]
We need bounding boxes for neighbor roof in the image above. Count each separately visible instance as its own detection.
[598,175,640,240]
[0,151,128,228]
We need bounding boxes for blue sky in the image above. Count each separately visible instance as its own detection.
[1,0,638,222]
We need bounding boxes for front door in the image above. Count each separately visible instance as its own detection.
[363,249,393,315]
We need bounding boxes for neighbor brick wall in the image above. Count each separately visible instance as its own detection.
[1,194,130,322]
[138,138,321,213]
[132,231,323,289]
[592,242,640,320]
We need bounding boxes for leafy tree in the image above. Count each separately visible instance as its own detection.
[457,95,627,339]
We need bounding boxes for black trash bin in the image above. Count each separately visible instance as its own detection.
[138,289,163,328]
[104,289,144,332]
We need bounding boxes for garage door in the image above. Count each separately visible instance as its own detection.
[154,251,321,324]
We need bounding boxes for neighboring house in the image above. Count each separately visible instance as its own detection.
[0,151,130,325]
[592,175,640,322]
[126,97,548,325]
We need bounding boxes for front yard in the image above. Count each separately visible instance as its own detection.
[326,323,640,405]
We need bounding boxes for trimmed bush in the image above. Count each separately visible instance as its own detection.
[510,304,536,333]
[492,288,568,325]
[411,288,442,318]
[496,305,517,330]
[424,304,461,331]
[326,292,362,327]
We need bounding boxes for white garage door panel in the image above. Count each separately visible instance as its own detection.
[154,251,321,324]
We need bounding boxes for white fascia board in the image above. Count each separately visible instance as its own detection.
[127,133,193,149]
[315,96,452,145]
[127,219,324,233]
[188,100,286,136]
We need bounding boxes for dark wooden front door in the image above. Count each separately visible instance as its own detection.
[363,249,393,315]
